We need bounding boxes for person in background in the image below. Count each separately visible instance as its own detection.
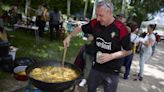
[0,26,9,59]
[116,13,133,79]
[155,33,160,44]
[10,5,18,25]
[135,24,156,81]
[59,11,64,28]
[116,14,131,33]
[49,6,60,41]
[67,16,74,33]
[0,27,8,42]
[36,4,48,39]
[122,22,140,79]
[63,0,132,92]
[74,34,94,87]
[35,6,42,29]
[116,14,126,23]
[152,33,160,56]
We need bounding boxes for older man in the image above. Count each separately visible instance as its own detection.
[63,0,132,92]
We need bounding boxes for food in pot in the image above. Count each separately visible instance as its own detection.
[13,66,28,81]
[29,66,79,83]
[17,71,26,75]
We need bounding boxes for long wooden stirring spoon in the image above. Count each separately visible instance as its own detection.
[61,47,67,67]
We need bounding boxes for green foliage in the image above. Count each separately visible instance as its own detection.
[112,0,122,14]
[34,0,84,15]
[1,0,164,26]
[0,0,84,15]
[127,0,164,24]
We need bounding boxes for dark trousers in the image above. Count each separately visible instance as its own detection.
[49,24,59,40]
[38,21,46,38]
[88,69,119,92]
[123,53,133,78]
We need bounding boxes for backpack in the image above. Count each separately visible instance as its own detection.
[156,35,160,42]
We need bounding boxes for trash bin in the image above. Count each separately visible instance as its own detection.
[0,41,9,57]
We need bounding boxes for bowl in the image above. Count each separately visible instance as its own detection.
[13,65,28,81]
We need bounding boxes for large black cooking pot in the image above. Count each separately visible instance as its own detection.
[26,60,82,92]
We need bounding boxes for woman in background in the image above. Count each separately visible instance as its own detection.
[136,24,156,81]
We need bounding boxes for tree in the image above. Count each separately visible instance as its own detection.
[0,0,84,16]
[1,0,164,24]
[67,0,71,16]
[127,0,164,25]
[83,0,89,17]
[111,0,164,25]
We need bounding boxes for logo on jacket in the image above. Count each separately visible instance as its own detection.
[111,32,115,38]
[96,37,112,50]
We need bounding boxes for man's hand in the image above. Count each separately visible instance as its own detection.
[87,34,94,41]
[98,53,114,64]
[63,35,71,48]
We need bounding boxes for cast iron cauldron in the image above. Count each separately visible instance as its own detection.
[26,60,82,92]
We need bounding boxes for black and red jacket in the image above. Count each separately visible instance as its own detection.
[82,19,132,75]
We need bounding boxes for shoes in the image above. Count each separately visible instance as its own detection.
[79,79,87,87]
[123,75,129,80]
[133,73,143,81]
[139,76,143,81]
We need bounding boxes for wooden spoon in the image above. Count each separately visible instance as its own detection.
[61,47,67,67]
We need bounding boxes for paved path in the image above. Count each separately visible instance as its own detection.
[117,42,164,92]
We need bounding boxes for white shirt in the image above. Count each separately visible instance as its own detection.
[141,33,156,48]
[131,33,140,43]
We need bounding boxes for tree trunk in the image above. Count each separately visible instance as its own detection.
[91,0,97,19]
[25,0,29,16]
[121,0,126,14]
[67,0,71,16]
[83,0,89,17]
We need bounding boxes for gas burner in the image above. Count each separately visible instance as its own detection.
[23,82,41,92]
[24,88,41,92]
[25,82,66,92]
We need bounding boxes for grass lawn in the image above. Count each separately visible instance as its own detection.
[8,29,86,62]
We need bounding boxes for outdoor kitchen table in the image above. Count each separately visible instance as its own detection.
[14,24,48,41]
[14,24,39,41]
